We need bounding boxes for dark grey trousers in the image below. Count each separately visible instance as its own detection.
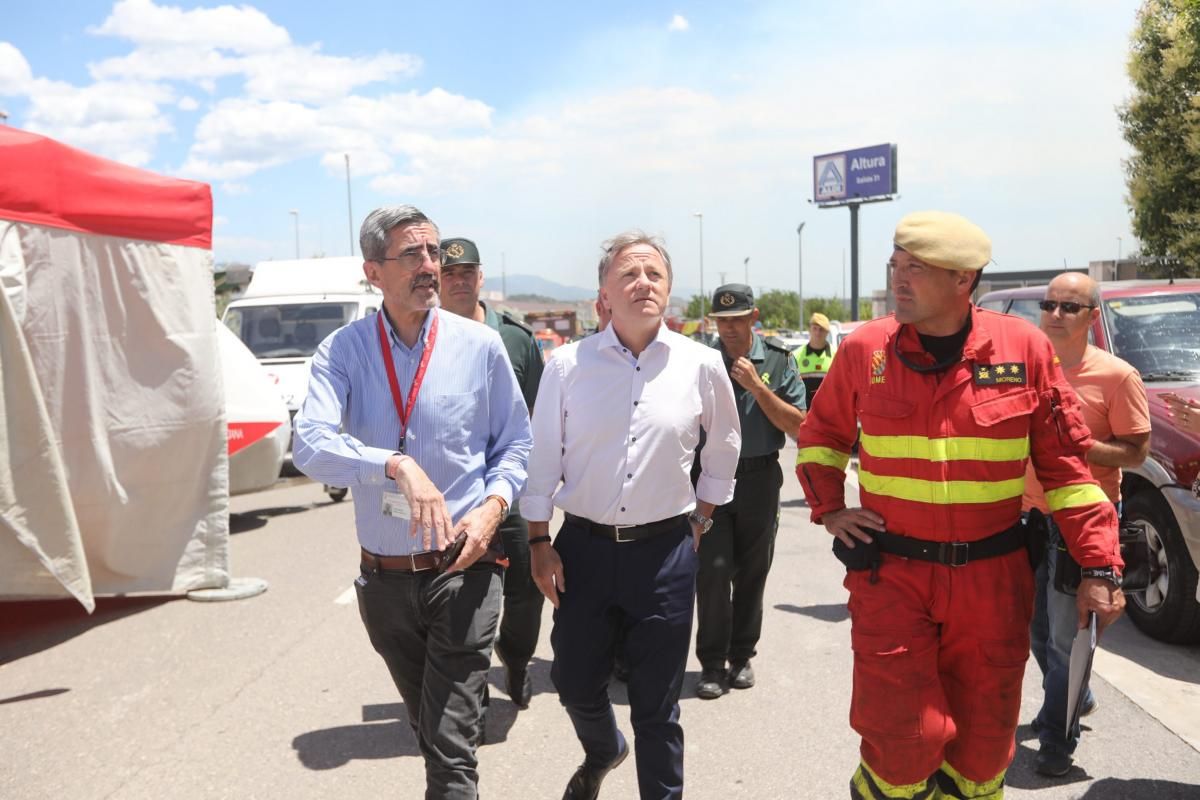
[355,563,502,800]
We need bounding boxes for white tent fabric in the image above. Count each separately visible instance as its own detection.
[0,128,228,606]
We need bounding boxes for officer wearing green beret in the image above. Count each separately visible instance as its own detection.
[695,283,807,699]
[439,237,544,713]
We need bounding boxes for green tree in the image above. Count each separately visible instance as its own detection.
[1120,0,1200,277]
[686,293,706,318]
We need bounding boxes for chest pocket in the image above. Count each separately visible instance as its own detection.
[857,394,916,436]
[429,391,480,451]
[970,389,1038,434]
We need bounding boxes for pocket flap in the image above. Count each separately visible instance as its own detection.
[971,389,1037,427]
[859,394,916,419]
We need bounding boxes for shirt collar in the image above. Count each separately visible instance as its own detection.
[381,307,436,351]
[895,305,993,361]
[598,320,669,353]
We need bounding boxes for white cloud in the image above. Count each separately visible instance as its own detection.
[668,15,690,32]
[0,42,33,94]
[90,0,290,52]
[219,183,248,195]
[177,95,199,111]
[241,47,420,104]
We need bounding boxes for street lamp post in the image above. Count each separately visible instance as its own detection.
[693,212,705,317]
[744,256,749,285]
[797,222,806,330]
[289,209,300,259]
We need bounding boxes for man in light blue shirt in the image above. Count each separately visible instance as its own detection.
[293,205,532,800]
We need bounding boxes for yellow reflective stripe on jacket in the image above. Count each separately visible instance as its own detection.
[796,446,851,471]
[850,761,936,800]
[1045,483,1109,512]
[860,433,1029,463]
[858,470,1025,505]
[935,761,1004,799]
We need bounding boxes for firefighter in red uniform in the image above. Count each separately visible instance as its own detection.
[796,211,1125,800]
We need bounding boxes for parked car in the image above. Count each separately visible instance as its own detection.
[979,280,1200,643]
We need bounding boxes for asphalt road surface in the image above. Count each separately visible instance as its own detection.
[3,443,1199,799]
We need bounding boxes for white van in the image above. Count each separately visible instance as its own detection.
[221,256,381,438]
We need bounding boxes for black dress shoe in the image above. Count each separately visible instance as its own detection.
[696,667,728,699]
[495,645,533,709]
[728,661,755,690]
[562,741,629,800]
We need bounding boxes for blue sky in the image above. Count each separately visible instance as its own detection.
[1,0,1143,300]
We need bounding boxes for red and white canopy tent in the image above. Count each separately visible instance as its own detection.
[0,126,237,610]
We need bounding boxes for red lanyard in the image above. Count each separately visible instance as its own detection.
[377,310,439,451]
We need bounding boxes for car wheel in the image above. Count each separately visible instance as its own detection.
[1123,491,1200,643]
[326,486,348,503]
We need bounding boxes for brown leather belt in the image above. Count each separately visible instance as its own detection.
[565,513,687,543]
[360,547,500,573]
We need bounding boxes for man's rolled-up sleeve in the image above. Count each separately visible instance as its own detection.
[293,332,395,488]
[521,354,565,523]
[696,354,740,506]
[484,340,532,507]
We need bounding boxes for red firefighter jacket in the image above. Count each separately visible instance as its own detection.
[796,307,1121,569]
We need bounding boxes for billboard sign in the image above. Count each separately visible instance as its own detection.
[813,143,897,204]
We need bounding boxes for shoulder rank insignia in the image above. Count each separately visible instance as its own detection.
[974,362,1027,385]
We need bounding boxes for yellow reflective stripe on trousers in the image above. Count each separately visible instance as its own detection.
[860,433,1029,463]
[1045,483,1109,512]
[858,470,1025,505]
[796,446,851,471]
[934,761,1004,799]
[851,761,936,800]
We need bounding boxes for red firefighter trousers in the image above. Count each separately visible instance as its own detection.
[845,548,1034,785]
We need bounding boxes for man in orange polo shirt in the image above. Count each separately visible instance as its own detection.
[1024,272,1149,777]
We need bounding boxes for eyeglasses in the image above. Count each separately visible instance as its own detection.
[1038,300,1096,315]
[375,244,443,266]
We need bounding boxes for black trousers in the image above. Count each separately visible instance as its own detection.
[495,500,545,669]
[550,516,697,800]
[355,563,502,800]
[695,458,783,671]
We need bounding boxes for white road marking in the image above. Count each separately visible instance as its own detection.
[334,585,356,605]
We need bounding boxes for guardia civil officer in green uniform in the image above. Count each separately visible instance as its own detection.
[439,237,544,712]
[794,312,834,404]
[695,284,807,699]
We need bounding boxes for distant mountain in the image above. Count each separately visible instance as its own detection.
[484,274,596,301]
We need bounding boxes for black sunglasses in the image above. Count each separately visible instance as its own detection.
[1038,300,1096,314]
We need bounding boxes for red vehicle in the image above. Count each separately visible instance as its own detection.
[979,280,1200,643]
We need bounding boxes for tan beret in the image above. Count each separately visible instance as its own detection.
[809,312,830,331]
[893,211,991,272]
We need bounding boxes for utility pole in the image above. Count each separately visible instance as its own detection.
[502,252,507,299]
[693,212,705,317]
[743,256,749,285]
[289,209,299,258]
[797,222,805,328]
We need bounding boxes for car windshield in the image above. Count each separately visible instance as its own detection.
[1104,292,1200,380]
[223,302,360,358]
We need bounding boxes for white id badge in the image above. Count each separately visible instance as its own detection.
[381,490,412,519]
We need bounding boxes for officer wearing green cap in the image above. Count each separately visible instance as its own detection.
[694,283,807,699]
[439,236,544,713]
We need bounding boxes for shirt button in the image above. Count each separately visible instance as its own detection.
[633,401,639,406]
[621,506,626,512]
[627,473,633,478]
[636,366,641,371]
[631,436,636,442]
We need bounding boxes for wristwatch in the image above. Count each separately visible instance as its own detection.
[1081,566,1123,588]
[687,510,714,534]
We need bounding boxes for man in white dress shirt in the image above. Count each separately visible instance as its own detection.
[524,231,741,800]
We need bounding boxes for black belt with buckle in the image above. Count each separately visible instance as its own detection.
[565,513,686,543]
[872,523,1026,567]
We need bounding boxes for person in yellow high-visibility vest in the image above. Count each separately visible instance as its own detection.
[794,312,834,405]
